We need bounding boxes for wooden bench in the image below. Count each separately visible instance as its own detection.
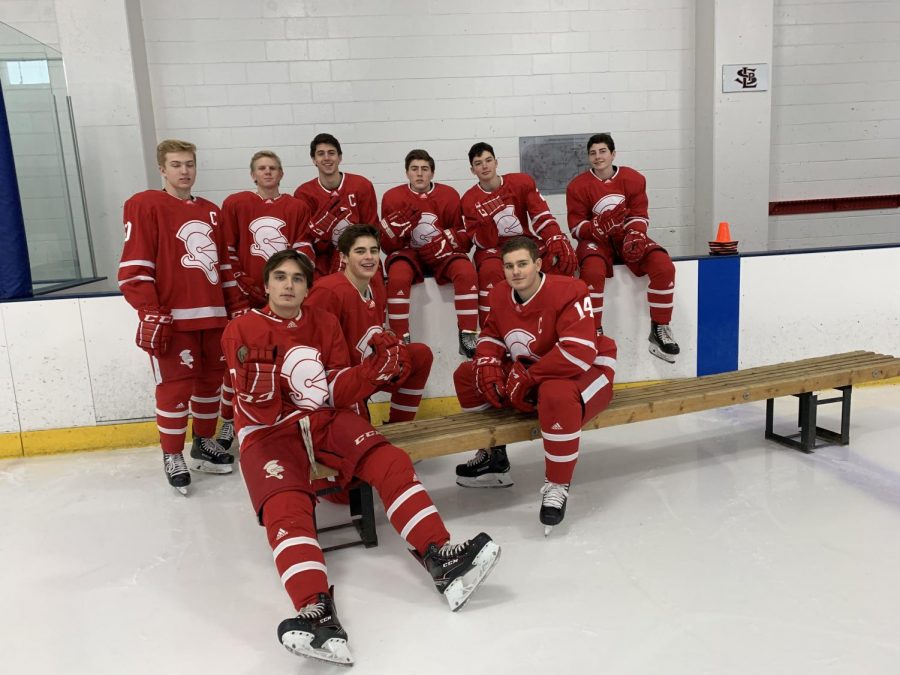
[315,350,900,549]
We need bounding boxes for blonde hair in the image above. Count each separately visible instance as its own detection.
[156,139,196,167]
[250,150,283,171]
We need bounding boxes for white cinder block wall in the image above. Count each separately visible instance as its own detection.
[769,0,900,249]
[142,0,696,256]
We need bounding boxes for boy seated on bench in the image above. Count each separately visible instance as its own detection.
[222,249,500,665]
[452,236,617,534]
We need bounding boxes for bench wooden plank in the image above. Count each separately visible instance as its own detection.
[312,351,900,473]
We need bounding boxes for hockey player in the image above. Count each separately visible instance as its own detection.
[119,139,245,494]
[566,133,680,362]
[293,133,379,280]
[452,237,617,534]
[222,249,500,664]
[380,149,479,357]
[304,224,433,425]
[217,150,314,449]
[461,142,577,327]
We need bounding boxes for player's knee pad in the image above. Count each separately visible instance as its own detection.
[538,380,583,415]
[261,490,317,539]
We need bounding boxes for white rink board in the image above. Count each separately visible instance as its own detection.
[0,308,20,434]
[3,299,96,431]
[739,248,900,369]
[79,296,156,423]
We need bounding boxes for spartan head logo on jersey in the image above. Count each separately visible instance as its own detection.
[410,211,440,249]
[355,325,383,360]
[493,205,524,237]
[330,207,353,246]
[591,193,626,216]
[281,345,329,411]
[176,220,219,283]
[264,460,285,480]
[504,329,538,362]
[248,216,289,260]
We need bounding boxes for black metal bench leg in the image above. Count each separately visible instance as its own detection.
[765,386,853,453]
[349,482,378,548]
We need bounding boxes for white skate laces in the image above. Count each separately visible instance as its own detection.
[655,323,676,345]
[540,481,569,509]
[464,449,489,467]
[296,600,326,620]
[164,452,188,475]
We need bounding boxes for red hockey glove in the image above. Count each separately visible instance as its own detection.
[378,204,420,244]
[136,307,173,357]
[590,203,627,239]
[362,331,402,384]
[308,195,344,240]
[541,234,577,276]
[234,270,267,307]
[417,232,456,266]
[506,361,536,414]
[391,342,414,386]
[474,356,507,408]
[235,345,278,404]
[621,227,649,263]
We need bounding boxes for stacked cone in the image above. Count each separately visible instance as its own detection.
[708,221,738,255]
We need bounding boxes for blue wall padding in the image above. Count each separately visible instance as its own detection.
[697,256,740,375]
[0,81,33,299]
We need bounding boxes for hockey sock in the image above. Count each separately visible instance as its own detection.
[219,371,234,424]
[263,490,330,611]
[537,380,584,485]
[155,379,193,453]
[356,443,450,555]
[644,250,676,325]
[388,343,432,423]
[190,375,222,438]
[579,256,608,331]
[386,259,415,336]
[447,259,479,332]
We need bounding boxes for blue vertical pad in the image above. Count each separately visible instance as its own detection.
[697,256,740,376]
[0,81,32,299]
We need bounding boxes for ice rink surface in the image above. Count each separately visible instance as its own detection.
[2,386,899,675]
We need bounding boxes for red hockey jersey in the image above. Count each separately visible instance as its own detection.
[221,191,313,288]
[304,272,386,366]
[477,274,617,383]
[565,166,649,242]
[221,306,381,451]
[461,173,564,250]
[380,182,468,253]
[119,190,240,331]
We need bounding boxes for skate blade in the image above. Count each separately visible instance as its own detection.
[455,474,514,489]
[444,540,501,612]
[543,524,553,537]
[648,344,676,364]
[189,460,234,474]
[282,632,354,666]
[172,485,189,496]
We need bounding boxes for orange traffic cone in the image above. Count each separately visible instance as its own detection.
[715,221,732,242]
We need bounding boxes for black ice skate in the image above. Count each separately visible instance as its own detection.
[455,445,512,488]
[189,436,234,474]
[278,590,353,666]
[413,533,501,611]
[539,480,570,536]
[216,419,235,451]
[458,329,478,358]
[648,321,680,363]
[163,451,191,496]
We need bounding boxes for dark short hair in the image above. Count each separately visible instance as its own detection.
[337,224,380,256]
[263,249,314,287]
[501,236,540,262]
[405,148,435,171]
[310,133,342,158]
[468,142,495,165]
[587,133,615,153]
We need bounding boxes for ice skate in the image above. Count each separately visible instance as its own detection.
[648,321,679,363]
[455,446,513,488]
[413,532,501,611]
[216,419,235,452]
[278,590,353,666]
[163,451,190,496]
[540,480,569,536]
[189,436,235,474]
[458,329,478,358]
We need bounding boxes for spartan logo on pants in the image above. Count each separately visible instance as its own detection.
[504,329,538,362]
[281,346,329,411]
[410,212,440,249]
[177,220,220,283]
[591,193,626,216]
[248,216,289,260]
